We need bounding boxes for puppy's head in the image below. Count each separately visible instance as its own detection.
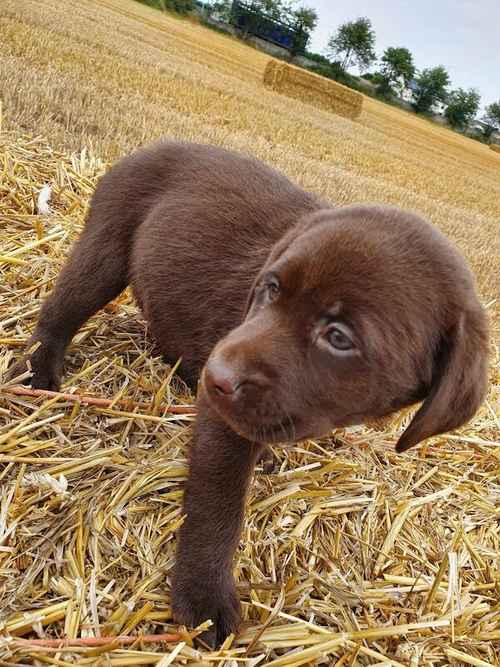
[202,205,489,451]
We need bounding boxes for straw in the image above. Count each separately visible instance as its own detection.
[0,128,498,666]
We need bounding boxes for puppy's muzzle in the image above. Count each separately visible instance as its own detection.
[204,352,271,409]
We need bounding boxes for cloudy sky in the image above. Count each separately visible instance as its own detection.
[304,0,499,110]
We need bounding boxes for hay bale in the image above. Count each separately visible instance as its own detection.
[263,59,363,119]
[489,143,500,153]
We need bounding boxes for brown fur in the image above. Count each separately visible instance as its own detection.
[9,140,489,645]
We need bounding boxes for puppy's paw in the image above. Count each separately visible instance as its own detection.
[172,578,241,647]
[8,343,63,391]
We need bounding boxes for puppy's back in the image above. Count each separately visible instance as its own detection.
[87,140,322,242]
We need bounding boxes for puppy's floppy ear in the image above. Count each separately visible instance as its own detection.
[396,308,489,453]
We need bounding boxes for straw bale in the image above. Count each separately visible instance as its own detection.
[1,134,499,666]
[263,60,363,120]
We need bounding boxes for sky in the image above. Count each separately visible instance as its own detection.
[304,0,499,111]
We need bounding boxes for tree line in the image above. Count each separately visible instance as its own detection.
[325,16,499,139]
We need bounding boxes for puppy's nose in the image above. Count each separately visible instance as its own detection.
[204,354,272,403]
[204,359,243,397]
[210,372,241,396]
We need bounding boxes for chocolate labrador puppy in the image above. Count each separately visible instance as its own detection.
[10,140,488,645]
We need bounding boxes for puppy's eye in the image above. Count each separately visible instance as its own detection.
[262,277,280,303]
[325,325,354,351]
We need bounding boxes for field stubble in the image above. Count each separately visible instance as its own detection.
[0,0,499,665]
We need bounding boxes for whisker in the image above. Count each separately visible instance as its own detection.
[282,406,296,443]
[278,418,289,443]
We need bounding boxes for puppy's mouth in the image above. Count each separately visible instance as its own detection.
[215,407,297,445]
[203,379,297,444]
[241,419,297,445]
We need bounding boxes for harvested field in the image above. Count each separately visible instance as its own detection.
[263,60,363,119]
[0,0,499,665]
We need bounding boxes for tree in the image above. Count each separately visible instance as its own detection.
[482,101,500,141]
[251,0,293,21]
[412,66,450,114]
[444,88,481,130]
[380,47,415,95]
[288,6,318,55]
[293,6,318,32]
[206,1,232,21]
[326,17,376,72]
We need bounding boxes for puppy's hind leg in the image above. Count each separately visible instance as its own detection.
[9,225,130,390]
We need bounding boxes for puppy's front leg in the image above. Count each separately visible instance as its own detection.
[172,390,262,646]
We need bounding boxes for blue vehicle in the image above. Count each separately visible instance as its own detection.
[230,1,307,53]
